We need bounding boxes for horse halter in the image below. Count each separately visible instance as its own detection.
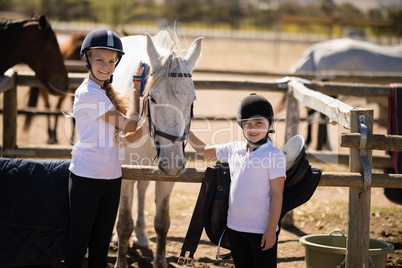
[146,96,193,143]
[144,71,194,158]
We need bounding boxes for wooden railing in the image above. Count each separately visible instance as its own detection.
[284,78,402,267]
[1,67,402,267]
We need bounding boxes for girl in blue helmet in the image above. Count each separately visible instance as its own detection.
[66,29,147,268]
[189,93,286,268]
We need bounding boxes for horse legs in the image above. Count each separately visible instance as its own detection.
[317,112,330,151]
[49,95,67,144]
[24,87,40,132]
[134,180,150,246]
[47,116,58,144]
[305,109,315,147]
[153,181,175,268]
[115,180,135,268]
[305,110,331,151]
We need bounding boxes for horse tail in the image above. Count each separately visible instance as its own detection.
[23,87,40,131]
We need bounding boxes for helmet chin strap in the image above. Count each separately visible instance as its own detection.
[243,124,275,150]
[245,134,268,150]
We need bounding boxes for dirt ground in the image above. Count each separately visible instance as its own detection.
[101,181,401,268]
[2,35,401,267]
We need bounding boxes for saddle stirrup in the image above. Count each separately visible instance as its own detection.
[216,229,231,260]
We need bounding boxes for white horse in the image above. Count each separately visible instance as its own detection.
[112,30,203,268]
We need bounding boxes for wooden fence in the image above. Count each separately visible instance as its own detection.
[1,68,402,267]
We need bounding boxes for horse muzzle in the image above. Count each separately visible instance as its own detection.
[157,150,186,176]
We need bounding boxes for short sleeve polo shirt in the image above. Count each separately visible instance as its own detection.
[215,140,286,234]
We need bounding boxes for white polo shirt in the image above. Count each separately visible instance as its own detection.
[215,140,286,234]
[69,78,122,179]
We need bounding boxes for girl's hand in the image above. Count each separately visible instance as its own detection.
[261,229,276,251]
[132,61,144,98]
[127,61,144,118]
[119,122,149,148]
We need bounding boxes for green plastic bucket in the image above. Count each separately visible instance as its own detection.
[299,233,394,268]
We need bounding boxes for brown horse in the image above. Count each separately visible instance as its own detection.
[0,15,69,96]
[24,32,86,144]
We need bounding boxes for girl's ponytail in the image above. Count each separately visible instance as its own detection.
[104,83,128,115]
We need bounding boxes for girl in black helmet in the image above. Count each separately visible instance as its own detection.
[189,93,286,268]
[66,29,147,268]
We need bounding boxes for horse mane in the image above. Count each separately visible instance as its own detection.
[0,17,42,33]
[143,29,189,97]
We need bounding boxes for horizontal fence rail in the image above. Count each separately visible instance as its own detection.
[0,146,394,170]
[2,68,396,96]
[119,165,402,188]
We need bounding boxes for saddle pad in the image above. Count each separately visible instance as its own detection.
[0,158,70,267]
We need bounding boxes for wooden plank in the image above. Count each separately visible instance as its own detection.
[288,79,354,129]
[64,60,86,73]
[283,90,300,226]
[0,147,400,187]
[319,172,402,188]
[0,69,17,94]
[0,107,64,116]
[11,70,399,97]
[15,70,85,88]
[285,92,299,142]
[346,110,373,268]
[2,72,17,150]
[17,70,287,92]
[290,71,402,84]
[0,145,73,158]
[193,79,284,91]
[0,146,393,169]
[121,165,206,183]
[120,167,402,188]
[195,69,402,84]
[307,81,391,97]
[341,133,402,151]
[307,152,392,169]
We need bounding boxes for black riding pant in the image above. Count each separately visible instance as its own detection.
[228,228,279,268]
[65,173,121,268]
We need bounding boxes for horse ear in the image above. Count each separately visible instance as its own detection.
[38,15,50,30]
[146,33,160,68]
[185,37,204,72]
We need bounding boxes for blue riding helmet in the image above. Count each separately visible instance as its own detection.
[80,29,124,85]
[80,28,124,59]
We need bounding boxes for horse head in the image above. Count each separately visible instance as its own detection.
[144,32,203,176]
[27,15,69,96]
[0,15,69,96]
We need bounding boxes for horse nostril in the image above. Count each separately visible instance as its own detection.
[158,159,168,174]
[181,159,186,170]
[159,165,166,173]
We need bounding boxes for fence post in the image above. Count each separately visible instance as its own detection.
[282,85,300,227]
[2,71,18,151]
[346,109,373,268]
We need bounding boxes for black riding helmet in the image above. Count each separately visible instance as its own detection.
[80,29,125,86]
[237,93,275,132]
[237,93,275,148]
